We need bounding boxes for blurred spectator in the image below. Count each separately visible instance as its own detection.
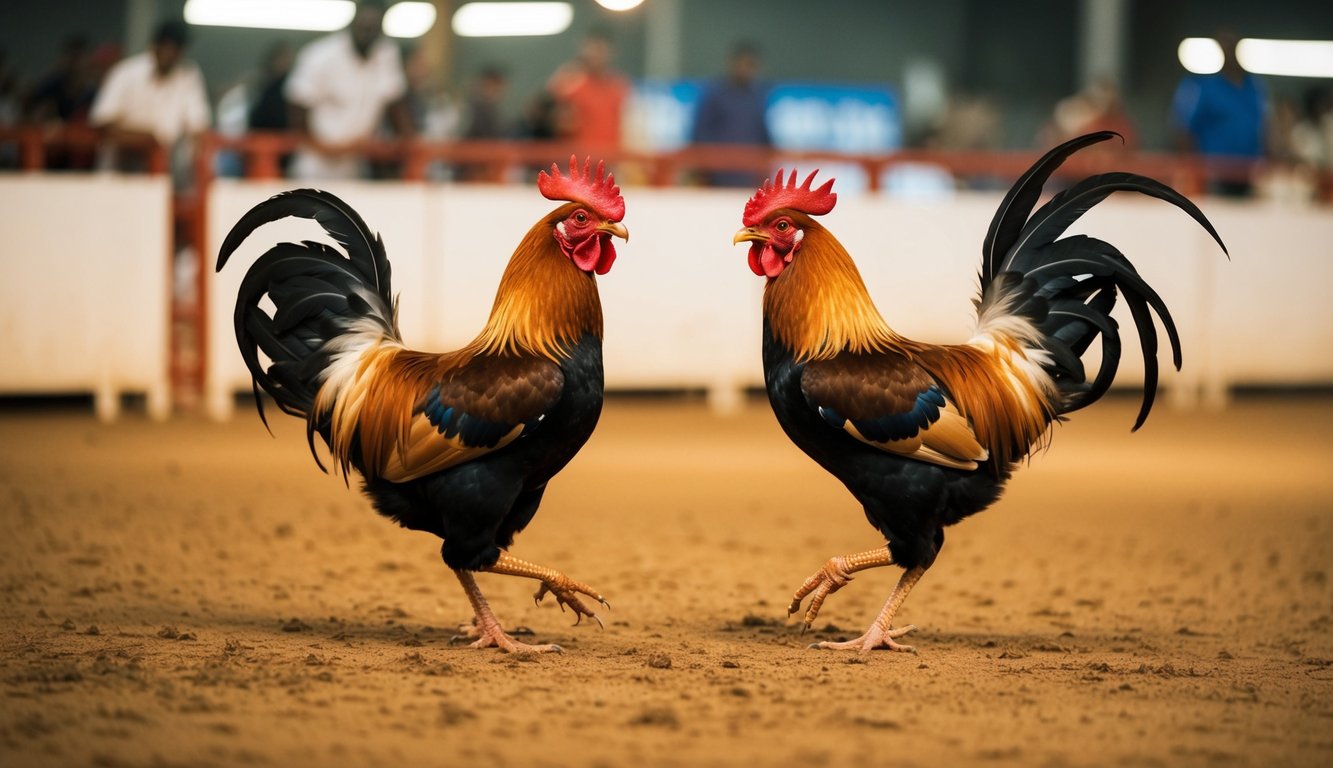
[516,91,561,141]
[26,36,99,169]
[1289,87,1333,170]
[285,0,414,180]
[1039,76,1137,149]
[248,41,297,175]
[547,28,629,152]
[463,66,509,140]
[394,46,458,180]
[0,50,20,169]
[690,41,772,187]
[213,42,296,177]
[89,20,210,178]
[1170,31,1268,197]
[0,50,20,127]
[403,46,459,142]
[24,36,95,126]
[248,42,296,132]
[925,93,1002,151]
[457,65,509,181]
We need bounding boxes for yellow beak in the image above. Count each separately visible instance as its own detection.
[598,221,629,242]
[733,227,768,245]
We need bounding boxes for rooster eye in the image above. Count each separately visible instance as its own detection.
[776,221,789,231]
[575,212,588,224]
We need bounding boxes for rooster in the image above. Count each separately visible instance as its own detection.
[216,157,628,653]
[732,132,1226,652]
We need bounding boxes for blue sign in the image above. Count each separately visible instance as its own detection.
[629,80,902,155]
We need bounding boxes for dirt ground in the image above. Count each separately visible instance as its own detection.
[0,395,1330,767]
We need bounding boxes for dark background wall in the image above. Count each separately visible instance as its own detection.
[3,0,1331,150]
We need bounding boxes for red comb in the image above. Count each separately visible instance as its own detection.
[742,169,837,226]
[537,155,625,222]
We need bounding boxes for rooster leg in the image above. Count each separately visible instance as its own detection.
[483,552,609,629]
[788,548,894,629]
[452,569,563,653]
[811,566,925,653]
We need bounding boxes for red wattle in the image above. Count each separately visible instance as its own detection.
[594,236,617,275]
[747,243,765,276]
[569,234,617,275]
[760,243,786,278]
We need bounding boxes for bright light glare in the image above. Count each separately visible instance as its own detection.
[1237,39,1333,78]
[596,0,645,10]
[1178,37,1224,74]
[383,1,437,38]
[184,0,354,32]
[452,2,573,37]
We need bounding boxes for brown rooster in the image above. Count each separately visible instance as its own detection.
[733,132,1226,652]
[216,157,628,653]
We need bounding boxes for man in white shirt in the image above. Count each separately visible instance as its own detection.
[285,0,415,180]
[90,21,210,173]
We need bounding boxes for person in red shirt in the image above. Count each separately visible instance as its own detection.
[547,29,629,152]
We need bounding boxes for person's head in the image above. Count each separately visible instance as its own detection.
[264,41,294,78]
[59,36,89,70]
[578,29,614,73]
[151,21,189,75]
[727,42,760,85]
[350,1,386,53]
[478,66,507,100]
[1216,29,1243,78]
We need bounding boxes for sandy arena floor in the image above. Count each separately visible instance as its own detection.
[0,396,1330,767]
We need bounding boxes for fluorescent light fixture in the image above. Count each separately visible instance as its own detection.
[596,0,645,10]
[1178,37,1223,74]
[1237,38,1333,78]
[384,1,437,38]
[184,0,354,32]
[452,2,573,37]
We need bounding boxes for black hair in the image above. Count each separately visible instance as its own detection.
[152,20,189,47]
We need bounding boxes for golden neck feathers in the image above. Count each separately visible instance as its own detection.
[763,220,905,363]
[471,206,604,362]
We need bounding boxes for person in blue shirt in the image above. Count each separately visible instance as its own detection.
[691,42,772,187]
[1171,31,1269,196]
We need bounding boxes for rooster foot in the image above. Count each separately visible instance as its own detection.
[450,618,561,653]
[787,556,855,630]
[533,574,610,629]
[468,625,563,654]
[809,624,918,653]
[451,618,533,641]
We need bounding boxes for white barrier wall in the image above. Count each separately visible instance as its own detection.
[7,177,1322,423]
[0,174,172,420]
[199,179,1330,419]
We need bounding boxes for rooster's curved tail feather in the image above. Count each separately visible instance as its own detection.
[216,189,400,460]
[975,131,1227,430]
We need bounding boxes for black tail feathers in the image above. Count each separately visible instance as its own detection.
[216,189,399,431]
[979,132,1227,430]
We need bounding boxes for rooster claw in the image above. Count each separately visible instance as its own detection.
[533,576,609,629]
[571,612,606,630]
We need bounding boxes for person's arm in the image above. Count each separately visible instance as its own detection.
[89,62,159,147]
[183,62,212,141]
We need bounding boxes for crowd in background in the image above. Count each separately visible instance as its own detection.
[2,1,1333,200]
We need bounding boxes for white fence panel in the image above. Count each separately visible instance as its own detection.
[0,174,171,420]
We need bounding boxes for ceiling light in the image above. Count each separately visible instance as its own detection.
[383,1,437,38]
[1177,37,1223,74]
[1237,38,1333,78]
[184,0,355,32]
[596,0,645,10]
[452,2,573,37]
